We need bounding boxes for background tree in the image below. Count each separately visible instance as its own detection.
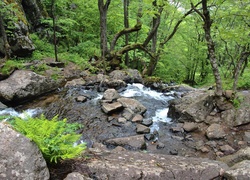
[0,1,13,62]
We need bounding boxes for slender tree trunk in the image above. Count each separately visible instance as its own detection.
[51,0,58,62]
[233,48,250,92]
[123,0,129,65]
[201,0,223,95]
[98,0,111,59]
[0,14,11,61]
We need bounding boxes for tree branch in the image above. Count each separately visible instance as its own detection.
[114,43,154,58]
[160,1,202,47]
[110,23,142,51]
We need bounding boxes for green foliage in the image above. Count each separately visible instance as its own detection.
[0,60,24,74]
[30,33,54,59]
[11,114,86,163]
[231,94,244,109]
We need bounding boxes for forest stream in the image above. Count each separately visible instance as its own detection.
[0,83,202,158]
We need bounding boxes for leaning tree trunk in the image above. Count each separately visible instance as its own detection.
[232,47,250,92]
[0,14,11,61]
[123,0,129,65]
[201,0,223,96]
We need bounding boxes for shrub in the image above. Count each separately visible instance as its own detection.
[11,114,86,163]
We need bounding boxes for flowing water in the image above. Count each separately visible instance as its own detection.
[0,83,199,156]
[120,83,175,131]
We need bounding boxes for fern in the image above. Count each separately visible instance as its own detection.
[11,114,86,163]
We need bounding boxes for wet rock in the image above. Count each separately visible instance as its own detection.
[0,101,7,110]
[117,97,147,115]
[170,149,178,155]
[244,131,250,143]
[64,172,92,180]
[0,70,60,104]
[141,118,153,126]
[65,78,86,87]
[223,160,250,180]
[218,147,250,167]
[183,122,198,132]
[168,90,215,123]
[156,141,165,149]
[118,117,127,123]
[170,123,184,133]
[76,96,87,102]
[205,115,221,124]
[136,124,150,134]
[220,145,235,154]
[0,122,49,180]
[102,89,120,101]
[104,79,127,90]
[122,108,134,120]
[102,102,123,114]
[86,150,228,180]
[201,147,210,153]
[105,135,146,150]
[144,133,155,141]
[206,124,226,140]
[109,69,143,83]
[132,114,143,123]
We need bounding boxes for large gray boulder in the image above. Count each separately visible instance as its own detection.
[85,149,228,180]
[109,69,143,84]
[0,1,35,57]
[168,90,250,126]
[0,70,61,104]
[0,122,50,179]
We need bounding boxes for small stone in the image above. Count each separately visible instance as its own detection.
[122,108,134,120]
[183,122,198,132]
[238,141,246,146]
[132,114,143,123]
[136,124,150,134]
[156,142,165,149]
[200,147,210,153]
[219,145,235,154]
[141,118,153,126]
[206,124,226,139]
[170,123,184,133]
[75,96,87,102]
[244,131,250,143]
[102,89,120,101]
[144,134,154,141]
[108,116,115,122]
[216,151,224,157]
[102,102,123,114]
[171,135,184,141]
[118,117,127,123]
[169,149,178,155]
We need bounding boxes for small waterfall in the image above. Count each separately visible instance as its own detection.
[121,83,175,131]
[0,108,41,121]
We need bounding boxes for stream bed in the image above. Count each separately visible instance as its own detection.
[1,83,200,157]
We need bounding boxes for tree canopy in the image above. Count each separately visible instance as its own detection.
[0,0,249,91]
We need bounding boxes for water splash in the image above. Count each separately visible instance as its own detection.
[121,83,174,131]
[0,108,41,121]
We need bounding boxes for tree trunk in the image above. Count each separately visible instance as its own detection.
[98,0,111,59]
[51,0,58,62]
[201,0,223,95]
[0,14,11,61]
[123,0,129,65]
[233,47,250,92]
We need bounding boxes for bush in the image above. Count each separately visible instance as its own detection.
[11,114,86,163]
